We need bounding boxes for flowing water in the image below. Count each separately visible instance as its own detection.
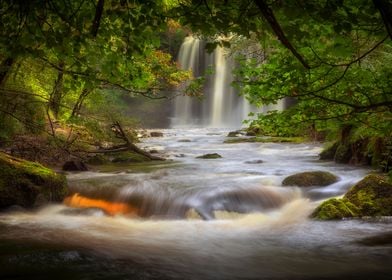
[1,128,391,280]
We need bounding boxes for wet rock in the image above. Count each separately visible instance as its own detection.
[245,131,256,136]
[356,232,392,246]
[282,171,338,187]
[149,149,159,154]
[150,131,163,137]
[334,143,352,163]
[311,174,392,220]
[227,130,243,137]
[178,139,191,142]
[245,159,264,164]
[62,160,88,171]
[319,142,339,160]
[0,152,68,209]
[196,153,222,159]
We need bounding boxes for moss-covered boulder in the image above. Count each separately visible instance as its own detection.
[196,153,222,159]
[344,174,392,216]
[0,152,68,209]
[311,174,392,220]
[310,198,359,220]
[282,171,339,187]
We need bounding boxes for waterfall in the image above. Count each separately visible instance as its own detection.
[172,36,256,128]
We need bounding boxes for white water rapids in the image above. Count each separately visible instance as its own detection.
[0,128,391,280]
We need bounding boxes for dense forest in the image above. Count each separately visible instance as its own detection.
[1,0,391,170]
[0,1,392,279]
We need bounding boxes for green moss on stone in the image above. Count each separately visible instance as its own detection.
[311,198,359,220]
[0,152,68,209]
[282,171,339,187]
[311,174,392,220]
[344,174,392,216]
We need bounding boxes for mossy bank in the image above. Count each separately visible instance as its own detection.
[0,152,68,209]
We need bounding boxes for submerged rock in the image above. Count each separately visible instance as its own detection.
[196,153,222,159]
[282,171,338,187]
[244,159,264,164]
[311,174,392,220]
[150,131,163,137]
[0,152,68,209]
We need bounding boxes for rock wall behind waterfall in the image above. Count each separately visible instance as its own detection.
[172,37,258,128]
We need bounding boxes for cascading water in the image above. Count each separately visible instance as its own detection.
[172,36,264,128]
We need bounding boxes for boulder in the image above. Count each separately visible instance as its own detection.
[334,143,352,163]
[178,139,191,142]
[150,131,163,137]
[0,152,68,209]
[311,174,392,220]
[227,130,242,137]
[62,160,88,171]
[282,171,339,187]
[196,153,222,159]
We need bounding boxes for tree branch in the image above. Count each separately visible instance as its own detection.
[253,0,310,69]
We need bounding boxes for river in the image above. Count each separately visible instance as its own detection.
[0,128,391,279]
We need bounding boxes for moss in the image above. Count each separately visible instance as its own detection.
[0,152,68,209]
[110,151,151,163]
[344,174,392,216]
[311,174,392,220]
[311,198,359,220]
[196,153,222,159]
[282,171,339,187]
[224,136,306,144]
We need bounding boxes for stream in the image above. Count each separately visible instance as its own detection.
[1,128,391,280]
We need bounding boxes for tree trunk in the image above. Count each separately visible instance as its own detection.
[49,61,65,118]
[0,57,14,86]
[71,88,91,118]
[373,0,392,39]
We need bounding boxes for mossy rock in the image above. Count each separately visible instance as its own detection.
[227,131,242,137]
[310,198,359,220]
[334,143,352,163]
[196,153,222,159]
[311,174,392,220]
[0,152,68,209]
[319,142,339,160]
[344,174,392,216]
[282,171,339,187]
[111,151,151,163]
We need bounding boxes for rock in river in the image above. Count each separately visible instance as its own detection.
[311,174,392,220]
[282,171,339,187]
[0,152,68,209]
